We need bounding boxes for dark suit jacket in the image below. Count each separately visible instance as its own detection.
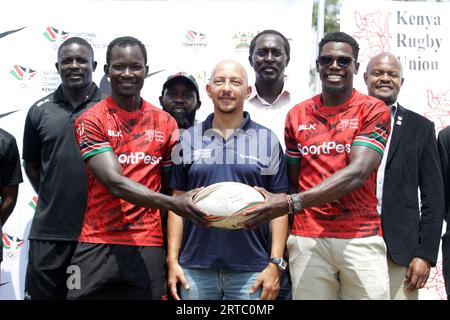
[381,104,444,267]
[437,126,450,294]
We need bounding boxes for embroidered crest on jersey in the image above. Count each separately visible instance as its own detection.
[144,129,165,142]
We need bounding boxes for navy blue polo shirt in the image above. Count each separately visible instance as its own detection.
[170,112,288,272]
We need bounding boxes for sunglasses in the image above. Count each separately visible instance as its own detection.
[318,55,355,68]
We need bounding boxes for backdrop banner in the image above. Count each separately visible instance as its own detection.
[0,0,313,300]
[341,0,449,300]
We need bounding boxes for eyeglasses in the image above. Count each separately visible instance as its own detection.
[318,55,355,68]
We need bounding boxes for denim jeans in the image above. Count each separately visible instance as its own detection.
[179,268,262,300]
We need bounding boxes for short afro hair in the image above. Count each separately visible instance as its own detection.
[249,29,290,59]
[57,37,94,61]
[318,32,360,60]
[106,36,147,65]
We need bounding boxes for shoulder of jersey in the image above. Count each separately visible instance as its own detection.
[34,95,53,108]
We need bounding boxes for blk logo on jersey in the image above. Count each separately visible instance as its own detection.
[298,124,317,131]
[108,129,122,137]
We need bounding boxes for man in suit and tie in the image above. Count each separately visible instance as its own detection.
[364,52,444,299]
[437,126,450,298]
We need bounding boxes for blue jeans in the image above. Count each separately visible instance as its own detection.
[180,268,262,300]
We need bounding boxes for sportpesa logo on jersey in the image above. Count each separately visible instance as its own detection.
[297,141,351,156]
[117,152,162,165]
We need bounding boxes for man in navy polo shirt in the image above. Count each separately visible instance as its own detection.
[166,59,289,300]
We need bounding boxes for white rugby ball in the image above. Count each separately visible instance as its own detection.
[193,182,265,229]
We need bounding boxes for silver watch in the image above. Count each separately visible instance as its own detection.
[270,258,287,271]
[290,193,303,213]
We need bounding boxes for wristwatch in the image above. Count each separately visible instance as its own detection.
[269,258,287,271]
[290,193,303,213]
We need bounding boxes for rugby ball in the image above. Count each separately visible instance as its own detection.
[193,182,265,229]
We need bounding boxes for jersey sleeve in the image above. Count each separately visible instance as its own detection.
[22,106,41,162]
[161,116,179,173]
[75,111,113,161]
[352,101,391,157]
[0,134,23,186]
[284,108,301,165]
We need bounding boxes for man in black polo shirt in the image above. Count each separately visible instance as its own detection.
[0,128,23,278]
[22,37,107,300]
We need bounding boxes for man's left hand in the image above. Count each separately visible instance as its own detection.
[250,263,281,300]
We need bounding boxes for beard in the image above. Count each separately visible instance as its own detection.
[167,107,197,129]
[322,83,347,95]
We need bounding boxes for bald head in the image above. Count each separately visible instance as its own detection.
[366,52,403,76]
[209,60,248,86]
[364,52,404,106]
[207,59,251,115]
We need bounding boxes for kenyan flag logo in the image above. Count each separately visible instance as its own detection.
[183,30,207,47]
[43,26,69,43]
[10,64,37,81]
[29,195,38,210]
[2,233,24,250]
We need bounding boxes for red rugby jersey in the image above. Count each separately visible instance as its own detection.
[285,90,390,238]
[75,96,178,246]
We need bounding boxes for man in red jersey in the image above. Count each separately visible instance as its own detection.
[67,36,207,300]
[243,32,391,299]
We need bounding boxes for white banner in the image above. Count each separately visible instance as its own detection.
[0,0,313,299]
[341,0,449,300]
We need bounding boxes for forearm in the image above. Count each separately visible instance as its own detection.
[105,174,175,210]
[167,210,184,264]
[0,187,19,225]
[299,164,367,209]
[269,214,288,258]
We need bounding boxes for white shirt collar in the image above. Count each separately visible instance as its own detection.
[248,75,292,108]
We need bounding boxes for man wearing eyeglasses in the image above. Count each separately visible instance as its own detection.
[242,32,391,299]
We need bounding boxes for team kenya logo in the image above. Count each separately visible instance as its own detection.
[298,141,351,156]
[183,30,207,47]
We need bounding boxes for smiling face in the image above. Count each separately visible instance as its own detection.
[317,41,359,96]
[249,33,289,86]
[364,53,404,106]
[206,60,251,115]
[56,42,96,90]
[104,44,148,99]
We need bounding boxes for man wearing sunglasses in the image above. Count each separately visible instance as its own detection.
[365,52,444,300]
[243,32,391,299]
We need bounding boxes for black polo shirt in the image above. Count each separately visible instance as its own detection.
[0,128,23,261]
[23,83,106,241]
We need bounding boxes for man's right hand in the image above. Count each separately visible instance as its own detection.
[170,188,211,227]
